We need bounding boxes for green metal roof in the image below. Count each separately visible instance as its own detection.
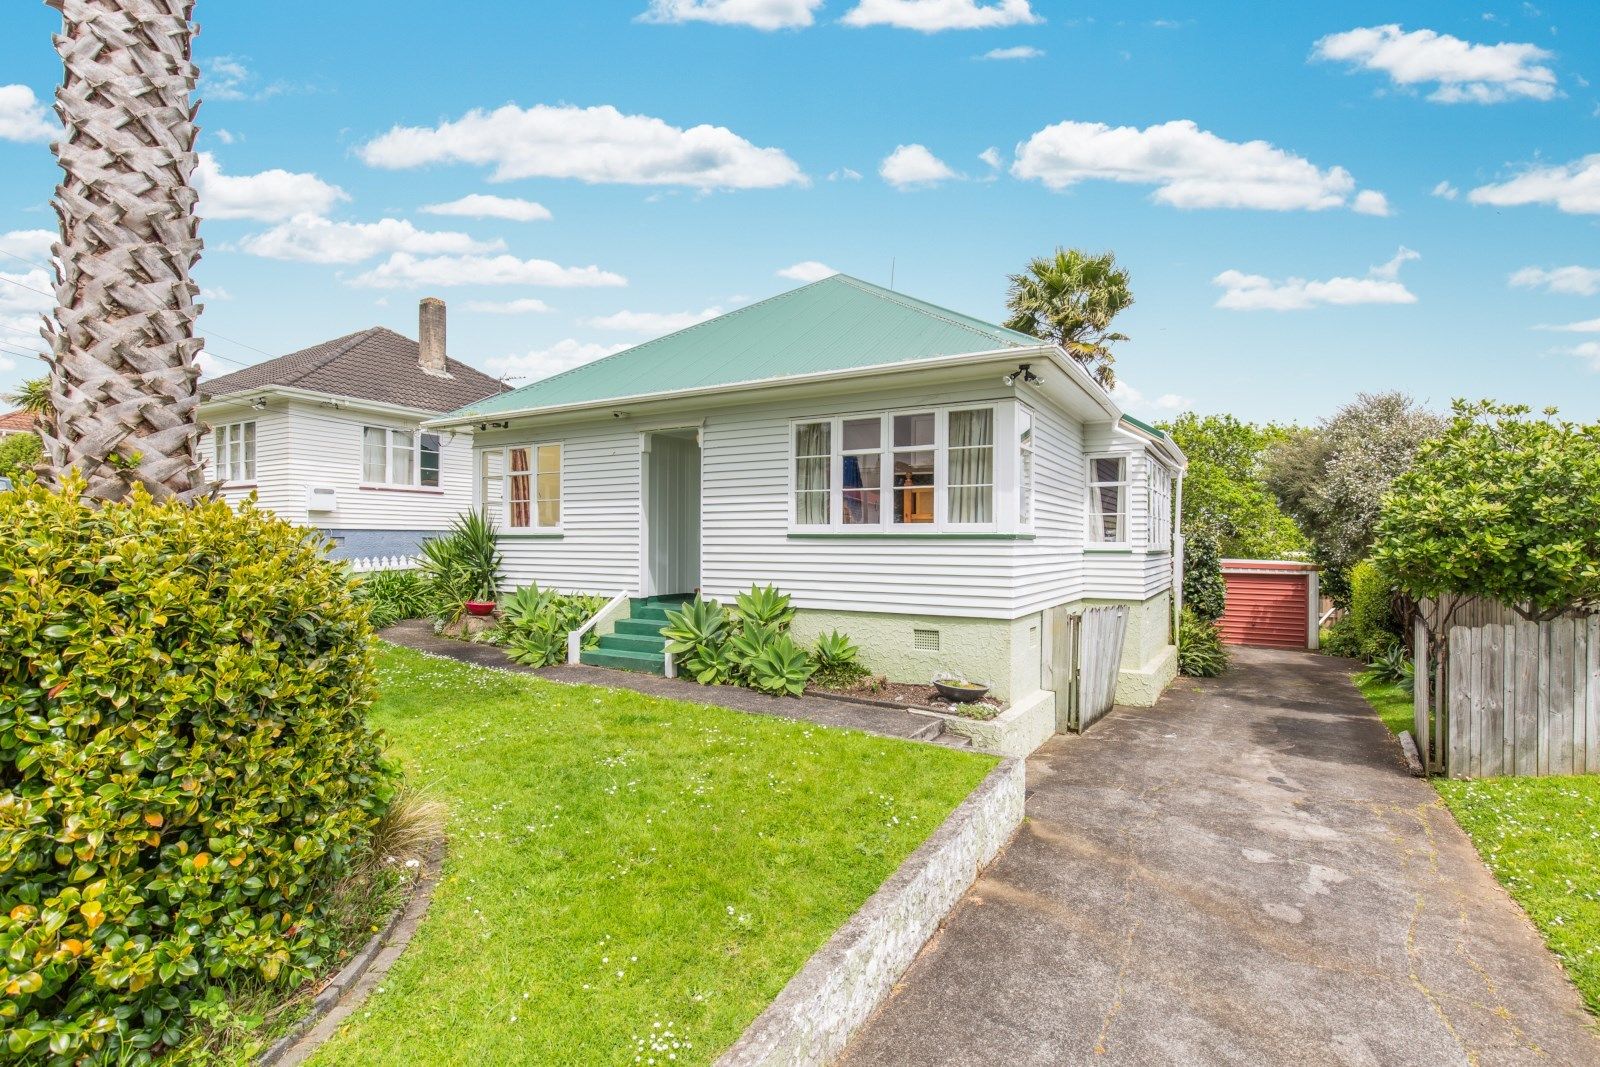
[447,274,1042,420]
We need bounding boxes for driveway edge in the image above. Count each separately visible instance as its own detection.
[716,757,1025,1067]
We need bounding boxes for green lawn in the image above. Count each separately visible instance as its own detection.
[311,645,995,1065]
[1348,669,1600,1018]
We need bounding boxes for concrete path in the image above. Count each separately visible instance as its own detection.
[842,647,1600,1066]
[378,619,951,745]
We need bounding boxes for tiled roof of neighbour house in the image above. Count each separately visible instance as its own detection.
[444,274,1045,420]
[201,327,509,413]
[0,408,34,433]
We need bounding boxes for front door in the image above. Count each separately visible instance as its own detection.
[641,430,701,598]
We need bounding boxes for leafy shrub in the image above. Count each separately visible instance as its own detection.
[1177,608,1230,677]
[418,510,501,620]
[492,585,606,668]
[660,596,734,685]
[811,631,868,689]
[732,584,795,631]
[745,634,816,697]
[1183,530,1226,623]
[1347,560,1399,660]
[0,479,390,1062]
[354,568,432,629]
[1321,615,1363,658]
[0,432,41,484]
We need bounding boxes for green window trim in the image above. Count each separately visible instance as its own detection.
[787,532,1035,542]
[1083,547,1136,555]
[498,532,566,541]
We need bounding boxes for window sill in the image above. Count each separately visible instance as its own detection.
[358,484,445,495]
[787,531,1035,541]
[500,530,564,540]
[1084,546,1136,555]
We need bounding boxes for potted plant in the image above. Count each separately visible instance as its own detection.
[932,672,991,703]
[419,510,502,622]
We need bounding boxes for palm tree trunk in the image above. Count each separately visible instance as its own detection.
[43,0,209,502]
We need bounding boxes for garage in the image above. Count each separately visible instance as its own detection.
[1219,560,1320,651]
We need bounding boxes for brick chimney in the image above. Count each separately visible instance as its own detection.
[418,297,447,375]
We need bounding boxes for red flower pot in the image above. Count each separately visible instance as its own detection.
[464,600,496,617]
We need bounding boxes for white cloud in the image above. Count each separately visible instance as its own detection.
[200,286,233,301]
[980,45,1044,60]
[842,0,1042,32]
[465,298,553,315]
[827,167,863,181]
[485,339,631,381]
[1011,119,1378,212]
[194,152,347,221]
[422,194,552,222]
[350,253,627,289]
[237,215,505,265]
[0,229,54,264]
[1352,190,1392,216]
[584,306,724,333]
[0,259,54,357]
[1468,154,1600,214]
[359,103,806,191]
[1111,380,1192,417]
[0,85,55,143]
[1535,317,1600,332]
[213,129,237,145]
[1561,341,1600,370]
[979,147,1002,170]
[638,0,824,30]
[777,260,837,282]
[1312,25,1557,104]
[195,350,224,378]
[1509,264,1600,295]
[1213,247,1421,311]
[1432,180,1460,200]
[881,144,958,188]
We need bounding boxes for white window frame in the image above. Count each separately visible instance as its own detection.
[214,420,256,484]
[478,442,563,531]
[787,402,1015,534]
[1085,452,1131,547]
[1017,405,1035,530]
[1147,461,1174,553]
[362,426,441,489]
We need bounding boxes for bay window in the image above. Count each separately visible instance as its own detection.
[214,421,255,483]
[1018,407,1035,526]
[1087,455,1129,544]
[1147,463,1174,552]
[891,412,935,524]
[481,443,562,530]
[363,426,440,488]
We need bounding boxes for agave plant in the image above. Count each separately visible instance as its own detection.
[661,596,736,683]
[746,634,815,697]
[418,510,502,619]
[811,630,868,688]
[734,584,794,630]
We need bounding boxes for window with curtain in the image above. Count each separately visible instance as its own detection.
[362,426,387,483]
[363,427,440,487]
[1147,463,1173,552]
[1087,455,1128,543]
[496,442,562,529]
[507,447,532,527]
[214,421,256,482]
[1018,408,1034,526]
[794,421,831,524]
[841,416,881,525]
[892,412,935,525]
[947,408,994,524]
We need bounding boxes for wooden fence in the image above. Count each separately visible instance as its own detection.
[1413,613,1600,778]
[1048,605,1130,734]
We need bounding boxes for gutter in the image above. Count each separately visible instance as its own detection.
[200,385,446,422]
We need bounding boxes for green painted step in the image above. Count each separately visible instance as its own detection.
[579,648,666,675]
[596,632,666,655]
[614,618,670,638]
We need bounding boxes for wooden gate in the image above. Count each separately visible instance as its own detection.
[1050,605,1131,733]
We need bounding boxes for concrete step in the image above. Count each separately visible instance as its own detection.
[579,648,666,675]
[597,632,667,655]
[614,618,670,637]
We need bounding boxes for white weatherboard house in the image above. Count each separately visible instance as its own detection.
[200,299,507,559]
[431,275,1186,730]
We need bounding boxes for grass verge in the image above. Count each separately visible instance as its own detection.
[310,644,995,1065]
[1348,670,1600,1018]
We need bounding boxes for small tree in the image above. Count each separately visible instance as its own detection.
[1164,412,1307,559]
[1183,529,1226,622]
[1374,400,1600,630]
[1004,248,1131,389]
[0,432,42,482]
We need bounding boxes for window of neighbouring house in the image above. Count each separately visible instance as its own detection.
[1018,407,1035,526]
[1087,455,1129,544]
[794,421,831,526]
[497,443,563,530]
[215,420,255,483]
[363,426,441,488]
[1147,462,1173,552]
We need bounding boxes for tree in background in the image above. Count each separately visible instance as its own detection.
[1266,392,1443,601]
[1375,400,1600,629]
[0,432,43,483]
[43,0,208,503]
[1183,529,1227,622]
[1163,412,1308,559]
[5,376,52,421]
[1005,248,1131,389]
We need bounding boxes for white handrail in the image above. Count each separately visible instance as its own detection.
[568,591,633,665]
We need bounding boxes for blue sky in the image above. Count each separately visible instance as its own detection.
[1,0,1597,423]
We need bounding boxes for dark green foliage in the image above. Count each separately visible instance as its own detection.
[661,586,829,697]
[0,479,389,1062]
[0,432,42,483]
[354,568,432,629]
[1346,560,1399,660]
[1183,530,1226,622]
[745,634,816,697]
[1321,616,1363,659]
[732,584,795,630]
[811,631,868,689]
[1163,413,1307,559]
[493,586,607,668]
[418,510,502,619]
[660,596,735,685]
[1368,642,1414,693]
[1177,608,1230,678]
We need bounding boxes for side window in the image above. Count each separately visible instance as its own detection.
[1087,456,1128,544]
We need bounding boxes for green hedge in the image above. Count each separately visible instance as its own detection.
[1347,560,1399,659]
[0,480,390,1061]
[1183,530,1227,622]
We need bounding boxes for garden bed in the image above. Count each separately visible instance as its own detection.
[306,644,994,1065]
[807,678,1006,720]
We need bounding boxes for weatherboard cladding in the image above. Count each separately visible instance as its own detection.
[202,327,508,413]
[449,274,1042,419]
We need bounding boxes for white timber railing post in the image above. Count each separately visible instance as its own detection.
[568,591,633,665]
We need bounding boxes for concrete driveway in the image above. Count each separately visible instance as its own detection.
[842,647,1599,1066]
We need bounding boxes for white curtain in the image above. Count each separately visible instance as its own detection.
[795,422,830,524]
[948,409,994,523]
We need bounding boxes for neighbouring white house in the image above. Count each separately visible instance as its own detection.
[429,274,1187,728]
[200,298,507,559]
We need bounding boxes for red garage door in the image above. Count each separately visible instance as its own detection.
[1219,562,1316,650]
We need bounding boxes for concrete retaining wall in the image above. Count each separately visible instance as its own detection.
[716,758,1025,1067]
[928,690,1055,757]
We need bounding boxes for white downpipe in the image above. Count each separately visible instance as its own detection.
[1172,470,1185,653]
[568,591,633,665]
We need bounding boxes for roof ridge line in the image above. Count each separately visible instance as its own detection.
[274,327,381,390]
[833,275,1031,348]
